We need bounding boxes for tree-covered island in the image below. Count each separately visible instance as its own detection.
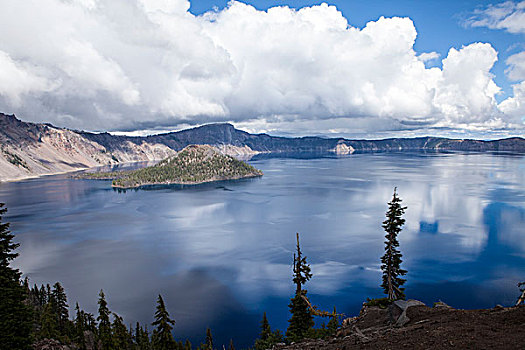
[78,144,263,189]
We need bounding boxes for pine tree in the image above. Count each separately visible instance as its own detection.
[151,294,176,350]
[74,303,87,349]
[381,188,408,300]
[260,312,271,340]
[286,232,314,343]
[112,313,131,349]
[51,281,69,334]
[39,302,59,340]
[205,327,214,350]
[136,323,152,350]
[254,312,284,350]
[326,307,339,336]
[97,289,113,349]
[39,284,48,305]
[292,233,312,294]
[184,339,192,350]
[0,203,33,349]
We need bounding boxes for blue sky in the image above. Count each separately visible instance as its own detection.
[0,0,524,138]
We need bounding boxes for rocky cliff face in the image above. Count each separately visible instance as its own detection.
[0,113,174,182]
[1,112,524,182]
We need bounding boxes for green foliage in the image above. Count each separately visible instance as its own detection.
[364,297,393,309]
[97,289,113,349]
[205,327,213,350]
[103,145,263,188]
[112,313,132,349]
[0,203,33,349]
[151,294,176,350]
[51,282,69,333]
[292,233,312,294]
[381,188,407,301]
[286,291,314,343]
[254,312,284,350]
[286,233,314,343]
[39,303,59,340]
[74,303,87,349]
[325,307,340,336]
[260,312,271,340]
[2,147,29,169]
[135,322,152,349]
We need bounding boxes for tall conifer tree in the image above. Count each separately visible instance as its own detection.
[97,289,113,349]
[39,303,59,340]
[0,203,33,349]
[205,327,214,350]
[151,294,176,350]
[381,188,408,300]
[286,232,314,342]
[51,281,69,333]
[254,312,284,350]
[260,312,271,340]
[112,313,131,349]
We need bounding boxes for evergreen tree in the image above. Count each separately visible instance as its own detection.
[260,312,271,340]
[84,312,97,333]
[254,312,284,350]
[325,307,339,336]
[51,281,69,333]
[151,294,176,350]
[97,289,113,349]
[135,323,152,350]
[292,233,312,294]
[286,232,314,342]
[39,284,48,305]
[39,302,59,340]
[228,339,235,350]
[112,313,131,349]
[205,327,214,350]
[380,188,408,300]
[184,339,192,350]
[74,302,88,349]
[0,203,33,349]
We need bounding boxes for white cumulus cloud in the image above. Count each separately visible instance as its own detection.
[0,0,522,136]
[0,51,55,106]
[467,1,525,34]
[506,51,525,81]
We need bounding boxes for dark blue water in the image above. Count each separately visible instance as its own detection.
[1,152,524,347]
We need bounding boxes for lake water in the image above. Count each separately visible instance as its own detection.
[1,152,524,347]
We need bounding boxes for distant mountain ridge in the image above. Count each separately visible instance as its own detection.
[1,112,524,182]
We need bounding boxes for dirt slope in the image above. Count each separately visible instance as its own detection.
[276,303,525,350]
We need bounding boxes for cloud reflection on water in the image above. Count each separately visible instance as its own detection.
[1,152,524,347]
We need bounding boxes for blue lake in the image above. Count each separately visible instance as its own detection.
[1,152,524,347]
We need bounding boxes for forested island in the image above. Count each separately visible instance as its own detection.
[78,145,263,189]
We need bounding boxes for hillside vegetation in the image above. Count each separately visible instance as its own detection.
[83,144,263,188]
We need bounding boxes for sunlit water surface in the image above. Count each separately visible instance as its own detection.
[1,152,524,347]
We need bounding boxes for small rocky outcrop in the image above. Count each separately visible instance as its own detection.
[275,302,525,350]
[32,339,75,350]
